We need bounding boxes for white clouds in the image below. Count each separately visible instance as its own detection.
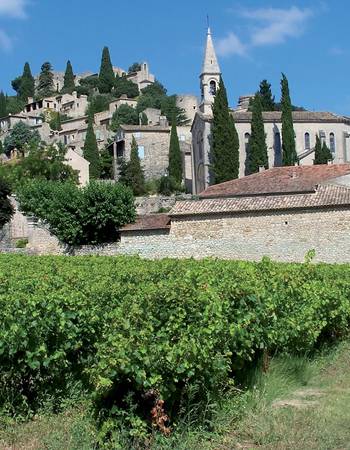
[0,0,28,19]
[0,29,12,51]
[0,0,29,51]
[216,32,247,57]
[216,6,313,58]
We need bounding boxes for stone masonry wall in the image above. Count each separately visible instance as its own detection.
[5,206,350,264]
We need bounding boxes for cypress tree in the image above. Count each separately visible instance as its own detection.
[0,91,7,117]
[38,62,54,97]
[259,79,275,111]
[281,73,297,166]
[62,60,75,94]
[314,135,333,164]
[211,77,239,184]
[123,136,145,195]
[98,47,115,94]
[246,94,268,175]
[0,140,4,154]
[168,116,182,184]
[18,62,35,101]
[83,118,101,179]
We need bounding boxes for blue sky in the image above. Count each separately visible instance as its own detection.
[0,0,350,114]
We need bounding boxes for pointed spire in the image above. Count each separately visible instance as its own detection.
[202,27,221,75]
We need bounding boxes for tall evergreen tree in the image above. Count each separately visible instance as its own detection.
[120,136,145,195]
[38,62,54,97]
[98,47,115,94]
[246,94,268,175]
[62,60,75,94]
[314,135,333,164]
[168,116,182,184]
[281,73,297,166]
[0,140,4,154]
[259,79,275,111]
[83,118,101,179]
[211,77,239,184]
[0,91,7,117]
[18,62,35,101]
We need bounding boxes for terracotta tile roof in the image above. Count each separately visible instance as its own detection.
[231,110,350,124]
[170,184,350,217]
[121,214,170,232]
[200,164,350,198]
[120,125,170,132]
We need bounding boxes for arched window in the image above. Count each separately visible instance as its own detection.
[209,80,217,96]
[244,132,251,154]
[330,133,336,153]
[305,132,310,150]
[274,132,282,166]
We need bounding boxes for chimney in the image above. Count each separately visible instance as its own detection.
[159,116,168,127]
[259,166,265,172]
[27,97,34,104]
[327,159,333,165]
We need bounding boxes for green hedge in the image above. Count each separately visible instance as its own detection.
[0,255,349,425]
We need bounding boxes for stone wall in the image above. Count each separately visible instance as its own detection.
[3,202,350,264]
[135,195,192,215]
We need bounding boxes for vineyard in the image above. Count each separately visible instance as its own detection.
[0,254,350,443]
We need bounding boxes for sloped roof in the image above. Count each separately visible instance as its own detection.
[121,214,170,232]
[170,184,350,217]
[200,164,350,198]
[232,110,350,124]
[120,125,170,132]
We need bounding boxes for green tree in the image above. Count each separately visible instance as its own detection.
[246,94,268,175]
[110,104,139,132]
[128,62,141,73]
[86,94,114,117]
[140,112,148,125]
[38,62,54,97]
[114,75,139,98]
[18,62,35,101]
[5,96,25,115]
[83,118,101,179]
[168,116,182,184]
[98,47,115,94]
[3,121,41,155]
[281,73,297,166]
[211,77,239,184]
[62,60,75,94]
[120,136,145,195]
[49,111,62,131]
[0,91,7,117]
[0,141,4,154]
[11,76,22,95]
[0,177,13,228]
[314,135,333,164]
[16,180,135,246]
[259,79,275,111]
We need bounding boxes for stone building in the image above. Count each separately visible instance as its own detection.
[191,28,350,194]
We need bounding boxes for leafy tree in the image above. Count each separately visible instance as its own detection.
[62,60,75,94]
[16,180,135,246]
[0,91,7,117]
[6,96,25,115]
[140,112,148,125]
[83,118,101,179]
[99,46,115,94]
[128,62,141,73]
[110,104,139,132]
[259,79,275,111]
[0,177,13,228]
[11,76,22,95]
[38,62,54,97]
[119,136,145,195]
[281,73,297,166]
[141,80,167,97]
[314,135,333,164]
[211,77,240,184]
[86,94,114,116]
[0,141,4,154]
[3,121,41,155]
[168,116,182,184]
[114,75,139,98]
[49,111,62,131]
[18,62,35,101]
[100,147,113,179]
[246,94,268,175]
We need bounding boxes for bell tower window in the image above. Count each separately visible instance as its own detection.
[209,80,217,96]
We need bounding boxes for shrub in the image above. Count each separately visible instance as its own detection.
[0,177,13,227]
[15,238,28,248]
[16,180,135,246]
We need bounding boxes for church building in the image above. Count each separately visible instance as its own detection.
[191,28,350,194]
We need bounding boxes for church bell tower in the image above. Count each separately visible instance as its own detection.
[200,27,221,115]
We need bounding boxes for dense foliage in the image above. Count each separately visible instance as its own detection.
[37,62,55,97]
[114,75,139,99]
[110,104,139,132]
[0,255,349,440]
[99,47,115,94]
[314,135,333,164]
[0,178,13,227]
[211,77,239,184]
[258,79,275,111]
[61,60,75,94]
[16,180,135,246]
[119,136,145,195]
[3,122,41,155]
[281,73,297,166]
[168,117,182,184]
[246,94,268,175]
[0,91,6,117]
